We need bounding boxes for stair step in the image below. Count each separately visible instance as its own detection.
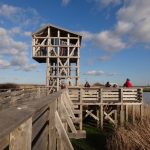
[68,130,86,139]
[73,110,81,114]
[73,105,79,109]
[72,117,81,123]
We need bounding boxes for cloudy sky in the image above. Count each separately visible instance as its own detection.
[0,0,150,86]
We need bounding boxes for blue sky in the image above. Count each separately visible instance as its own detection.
[0,0,150,86]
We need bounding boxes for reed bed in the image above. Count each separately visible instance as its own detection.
[107,104,150,150]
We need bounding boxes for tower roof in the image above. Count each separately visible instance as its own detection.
[32,24,82,38]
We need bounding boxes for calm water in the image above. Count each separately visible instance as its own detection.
[144,92,150,102]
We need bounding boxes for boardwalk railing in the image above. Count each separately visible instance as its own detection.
[0,87,48,110]
[68,87,143,128]
[68,87,143,104]
[0,89,85,150]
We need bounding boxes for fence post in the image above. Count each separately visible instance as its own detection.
[120,88,124,126]
[9,118,32,150]
[100,88,103,129]
[37,87,41,98]
[80,88,83,130]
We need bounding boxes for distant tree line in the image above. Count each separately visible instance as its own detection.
[92,82,104,87]
[0,83,19,89]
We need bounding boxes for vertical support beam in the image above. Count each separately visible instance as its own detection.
[76,36,80,86]
[37,87,41,98]
[57,137,64,150]
[67,33,70,57]
[100,88,103,129]
[57,30,60,91]
[120,88,124,126]
[48,26,51,57]
[79,88,83,130]
[55,111,74,150]
[125,105,128,122]
[9,118,32,150]
[46,26,51,92]
[67,33,70,86]
[46,58,50,87]
[140,88,144,121]
[140,104,143,121]
[56,96,65,150]
[48,100,57,150]
[114,109,117,126]
[96,108,100,128]
[32,37,35,56]
[132,105,135,123]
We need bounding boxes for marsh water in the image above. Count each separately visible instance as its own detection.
[144,92,150,102]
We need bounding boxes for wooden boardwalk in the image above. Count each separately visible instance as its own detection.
[0,87,143,150]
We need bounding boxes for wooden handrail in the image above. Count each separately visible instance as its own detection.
[68,87,143,104]
[0,90,79,150]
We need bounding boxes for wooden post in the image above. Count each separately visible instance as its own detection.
[97,88,101,128]
[132,105,135,123]
[96,108,100,128]
[100,88,103,129]
[37,87,41,98]
[9,118,32,150]
[0,136,9,150]
[120,88,124,126]
[80,88,83,130]
[125,105,128,122]
[140,88,144,121]
[55,111,74,150]
[140,104,143,121]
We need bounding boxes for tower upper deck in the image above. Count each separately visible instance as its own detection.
[32,24,82,63]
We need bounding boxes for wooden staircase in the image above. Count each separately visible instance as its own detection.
[61,90,86,139]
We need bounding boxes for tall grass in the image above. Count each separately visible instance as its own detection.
[107,104,150,150]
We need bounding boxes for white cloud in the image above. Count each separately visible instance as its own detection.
[0,4,20,17]
[0,59,10,69]
[0,27,28,55]
[96,31,126,51]
[24,31,31,36]
[16,64,39,72]
[115,21,133,35]
[98,55,112,62]
[99,0,122,6]
[9,27,31,37]
[81,0,150,52]
[0,4,42,72]
[116,0,150,43]
[87,0,123,8]
[80,30,126,51]
[79,31,94,41]
[83,70,105,76]
[0,26,36,72]
[0,4,41,26]
[62,0,70,6]
[83,70,118,76]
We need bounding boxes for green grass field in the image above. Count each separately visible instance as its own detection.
[72,124,112,150]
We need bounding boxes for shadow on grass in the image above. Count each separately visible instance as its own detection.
[72,124,112,150]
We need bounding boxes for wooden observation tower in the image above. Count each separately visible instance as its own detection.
[32,24,81,93]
